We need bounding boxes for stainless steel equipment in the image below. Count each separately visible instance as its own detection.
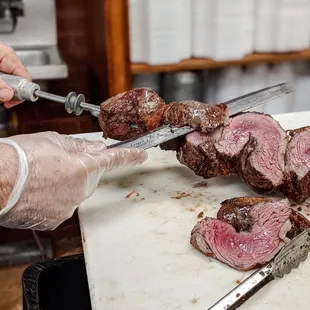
[208,229,310,310]
[0,0,24,33]
[0,236,53,265]
[162,71,203,102]
[133,73,161,95]
[0,0,67,80]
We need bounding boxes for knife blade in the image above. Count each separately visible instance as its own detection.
[107,82,294,150]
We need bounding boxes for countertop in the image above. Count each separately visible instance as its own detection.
[77,111,310,310]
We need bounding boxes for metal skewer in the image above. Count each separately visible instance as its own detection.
[0,71,293,125]
[108,82,294,150]
[0,72,100,117]
[34,90,100,117]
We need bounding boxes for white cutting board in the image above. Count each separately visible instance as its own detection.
[78,111,310,310]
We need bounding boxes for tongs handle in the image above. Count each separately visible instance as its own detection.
[208,264,274,310]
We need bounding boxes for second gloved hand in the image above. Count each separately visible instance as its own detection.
[0,131,147,230]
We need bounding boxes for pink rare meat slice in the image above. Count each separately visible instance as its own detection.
[215,113,288,193]
[190,198,292,271]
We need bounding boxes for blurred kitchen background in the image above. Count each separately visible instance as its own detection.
[1,0,310,308]
[130,0,310,114]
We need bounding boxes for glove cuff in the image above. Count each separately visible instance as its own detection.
[0,138,28,217]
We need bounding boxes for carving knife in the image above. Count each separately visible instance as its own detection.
[207,229,310,310]
[108,82,294,150]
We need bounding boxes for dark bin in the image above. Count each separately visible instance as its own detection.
[22,254,92,310]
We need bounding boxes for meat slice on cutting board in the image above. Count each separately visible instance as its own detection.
[190,197,310,271]
[215,113,288,193]
[282,127,310,203]
[217,197,310,240]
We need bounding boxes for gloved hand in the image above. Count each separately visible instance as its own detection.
[0,42,32,108]
[0,131,147,230]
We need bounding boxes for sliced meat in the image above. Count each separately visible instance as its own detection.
[215,113,288,193]
[163,101,229,133]
[98,88,310,202]
[191,198,295,271]
[217,196,310,239]
[99,92,229,147]
[282,127,310,203]
[160,101,229,152]
[99,88,167,140]
[176,131,219,179]
[287,208,310,239]
[176,129,233,178]
[217,196,271,232]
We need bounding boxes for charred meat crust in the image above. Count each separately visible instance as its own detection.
[239,138,275,193]
[160,101,229,151]
[281,127,310,203]
[177,133,220,179]
[177,128,235,179]
[282,171,310,204]
[162,101,229,132]
[216,196,271,232]
[287,209,310,239]
[287,126,310,136]
[216,196,310,239]
[99,90,229,151]
[99,88,167,140]
[160,137,185,152]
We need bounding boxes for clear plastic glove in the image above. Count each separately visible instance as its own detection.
[0,42,32,108]
[0,131,147,230]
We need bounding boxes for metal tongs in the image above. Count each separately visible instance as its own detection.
[207,229,310,310]
[108,83,293,150]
